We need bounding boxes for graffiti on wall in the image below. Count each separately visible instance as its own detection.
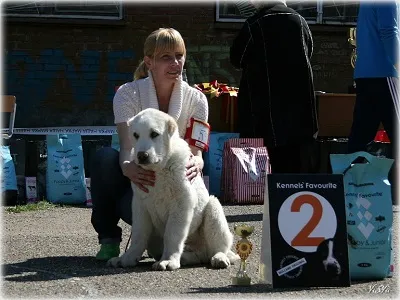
[6,49,135,106]
[6,46,238,104]
[5,45,239,126]
[186,45,238,86]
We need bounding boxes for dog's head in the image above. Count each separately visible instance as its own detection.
[128,108,179,170]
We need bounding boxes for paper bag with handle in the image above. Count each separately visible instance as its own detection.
[221,138,270,204]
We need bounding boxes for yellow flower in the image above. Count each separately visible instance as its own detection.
[236,240,253,259]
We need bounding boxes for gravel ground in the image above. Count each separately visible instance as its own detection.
[2,205,398,299]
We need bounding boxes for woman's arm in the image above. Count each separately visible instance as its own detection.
[113,84,155,192]
[186,145,204,183]
[113,86,136,172]
[116,122,134,169]
[189,146,204,170]
[117,122,155,193]
[185,91,209,182]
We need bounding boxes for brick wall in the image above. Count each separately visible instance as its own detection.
[4,3,355,128]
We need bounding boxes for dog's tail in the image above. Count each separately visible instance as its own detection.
[227,250,241,265]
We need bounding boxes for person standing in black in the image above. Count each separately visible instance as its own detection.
[230,0,318,173]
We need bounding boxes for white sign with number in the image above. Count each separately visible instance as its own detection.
[259,174,350,288]
[278,191,337,253]
[191,121,210,144]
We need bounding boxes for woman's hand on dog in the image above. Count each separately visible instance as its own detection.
[122,161,155,193]
[186,154,202,183]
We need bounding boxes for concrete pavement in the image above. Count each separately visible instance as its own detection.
[2,205,398,299]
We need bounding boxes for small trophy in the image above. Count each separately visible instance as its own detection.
[348,27,357,92]
[348,27,357,68]
[232,224,254,286]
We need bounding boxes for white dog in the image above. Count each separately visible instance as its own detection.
[107,108,239,270]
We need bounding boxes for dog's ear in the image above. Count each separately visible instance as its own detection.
[167,118,177,136]
[127,116,135,134]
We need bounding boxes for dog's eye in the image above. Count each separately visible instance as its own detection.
[133,132,139,139]
[150,131,159,139]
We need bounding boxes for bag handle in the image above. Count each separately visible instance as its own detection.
[331,151,375,175]
[225,138,264,149]
[342,155,370,176]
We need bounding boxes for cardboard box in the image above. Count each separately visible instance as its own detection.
[316,93,356,137]
[206,93,238,133]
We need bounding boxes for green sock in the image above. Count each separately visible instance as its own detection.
[95,243,120,261]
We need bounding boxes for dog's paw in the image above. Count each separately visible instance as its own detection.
[107,255,138,268]
[107,257,122,268]
[152,259,180,271]
[211,252,230,269]
[227,251,241,265]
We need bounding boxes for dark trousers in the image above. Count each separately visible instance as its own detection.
[267,140,316,174]
[90,147,133,244]
[348,77,398,153]
[348,77,399,204]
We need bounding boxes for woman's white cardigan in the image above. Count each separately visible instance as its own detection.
[113,72,208,138]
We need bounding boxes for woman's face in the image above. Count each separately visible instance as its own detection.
[145,47,185,83]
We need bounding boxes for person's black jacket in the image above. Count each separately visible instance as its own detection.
[230,2,318,148]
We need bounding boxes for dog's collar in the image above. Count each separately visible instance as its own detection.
[147,71,183,121]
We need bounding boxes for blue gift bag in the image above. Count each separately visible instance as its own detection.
[46,134,86,204]
[1,146,17,192]
[111,133,120,151]
[203,132,239,197]
[330,151,394,280]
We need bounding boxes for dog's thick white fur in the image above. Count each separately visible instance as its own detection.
[107,108,239,270]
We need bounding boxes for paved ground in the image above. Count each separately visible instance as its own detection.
[2,204,398,299]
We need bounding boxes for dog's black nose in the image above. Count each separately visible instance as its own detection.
[326,262,341,275]
[137,151,149,164]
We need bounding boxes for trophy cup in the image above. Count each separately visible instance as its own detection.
[348,27,357,68]
[348,27,357,92]
[232,224,254,286]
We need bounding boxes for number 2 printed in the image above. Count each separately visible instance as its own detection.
[290,194,324,247]
[278,191,337,253]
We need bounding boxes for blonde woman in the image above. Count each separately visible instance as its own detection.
[91,28,209,261]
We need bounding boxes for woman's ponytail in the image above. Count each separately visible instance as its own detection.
[133,60,148,80]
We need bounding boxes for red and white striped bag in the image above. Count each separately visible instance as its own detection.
[221,138,270,204]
